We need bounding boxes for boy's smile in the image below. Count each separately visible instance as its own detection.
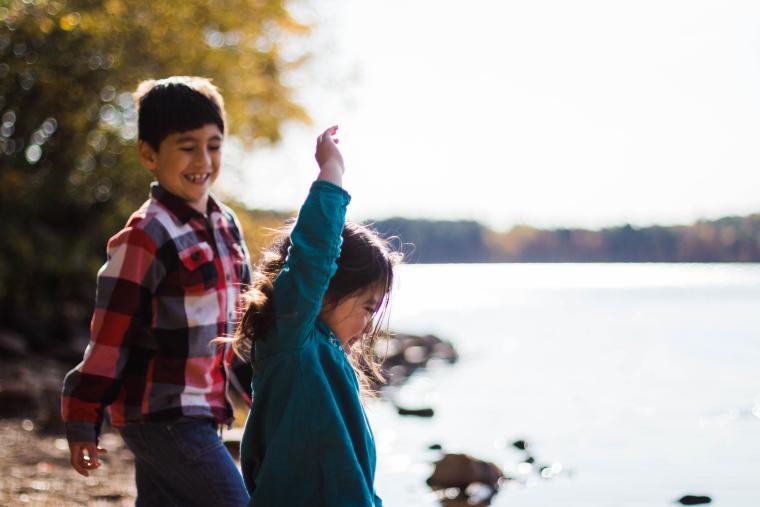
[139,123,223,214]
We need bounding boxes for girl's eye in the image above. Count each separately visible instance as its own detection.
[180,147,194,152]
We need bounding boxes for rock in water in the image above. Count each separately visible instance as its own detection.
[677,495,712,505]
[371,332,459,388]
[512,439,528,450]
[396,405,435,418]
[427,453,503,492]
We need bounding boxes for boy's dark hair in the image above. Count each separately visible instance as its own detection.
[133,76,226,151]
[231,221,402,395]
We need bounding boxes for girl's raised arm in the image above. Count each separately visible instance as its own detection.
[265,127,350,351]
[315,125,343,187]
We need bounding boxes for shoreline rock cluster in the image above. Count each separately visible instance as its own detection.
[368,331,458,419]
[425,439,568,506]
[373,332,459,388]
[0,329,717,506]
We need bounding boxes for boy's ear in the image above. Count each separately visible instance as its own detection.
[138,140,158,172]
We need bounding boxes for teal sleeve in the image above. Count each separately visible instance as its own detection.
[270,180,350,351]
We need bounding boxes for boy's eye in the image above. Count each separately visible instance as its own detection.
[208,145,221,151]
[180,146,194,152]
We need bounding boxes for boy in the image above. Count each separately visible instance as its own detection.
[62,76,251,506]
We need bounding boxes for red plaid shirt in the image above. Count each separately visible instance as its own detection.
[62,183,252,443]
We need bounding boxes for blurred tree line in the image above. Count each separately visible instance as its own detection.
[369,218,492,263]
[372,214,760,263]
[0,0,311,349]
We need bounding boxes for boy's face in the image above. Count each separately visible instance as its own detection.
[139,123,223,214]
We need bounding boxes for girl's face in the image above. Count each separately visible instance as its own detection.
[320,284,384,352]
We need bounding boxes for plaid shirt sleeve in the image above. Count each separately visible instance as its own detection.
[61,225,165,443]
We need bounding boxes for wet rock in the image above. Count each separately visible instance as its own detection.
[373,332,459,388]
[427,453,503,492]
[396,405,435,418]
[94,494,124,501]
[677,495,712,505]
[403,346,428,365]
[464,482,497,505]
[512,439,528,450]
[538,462,564,479]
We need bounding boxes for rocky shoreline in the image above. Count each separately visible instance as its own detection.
[0,331,461,505]
[0,331,714,506]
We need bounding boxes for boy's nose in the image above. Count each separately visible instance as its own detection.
[196,148,212,168]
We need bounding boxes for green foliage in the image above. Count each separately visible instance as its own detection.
[0,0,310,345]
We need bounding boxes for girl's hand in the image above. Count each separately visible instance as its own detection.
[68,441,108,477]
[315,125,344,187]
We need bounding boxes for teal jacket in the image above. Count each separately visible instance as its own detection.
[240,181,383,507]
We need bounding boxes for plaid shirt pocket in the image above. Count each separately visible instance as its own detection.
[178,242,218,291]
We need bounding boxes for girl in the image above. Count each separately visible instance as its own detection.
[232,126,399,506]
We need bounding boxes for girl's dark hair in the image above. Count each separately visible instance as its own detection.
[231,221,401,395]
[133,76,226,151]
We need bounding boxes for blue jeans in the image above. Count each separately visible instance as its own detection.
[119,418,249,507]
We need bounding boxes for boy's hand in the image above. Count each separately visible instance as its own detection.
[68,441,108,477]
[315,125,344,187]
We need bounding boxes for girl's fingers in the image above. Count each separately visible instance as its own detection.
[97,447,108,454]
[321,125,338,139]
[317,126,339,145]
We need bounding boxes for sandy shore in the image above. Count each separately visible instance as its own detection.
[0,420,136,507]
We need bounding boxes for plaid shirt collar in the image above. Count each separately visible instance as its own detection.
[149,182,222,224]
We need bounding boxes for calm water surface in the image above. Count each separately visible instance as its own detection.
[369,263,760,507]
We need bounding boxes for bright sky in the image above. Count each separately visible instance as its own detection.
[218,0,760,231]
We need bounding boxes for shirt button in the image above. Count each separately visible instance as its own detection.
[225,274,231,282]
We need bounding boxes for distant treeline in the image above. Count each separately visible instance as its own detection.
[371,214,760,263]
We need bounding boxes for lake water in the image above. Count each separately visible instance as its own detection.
[369,263,760,507]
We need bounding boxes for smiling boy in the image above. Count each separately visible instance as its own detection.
[62,77,251,506]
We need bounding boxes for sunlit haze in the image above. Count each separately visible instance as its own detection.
[218,0,760,230]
